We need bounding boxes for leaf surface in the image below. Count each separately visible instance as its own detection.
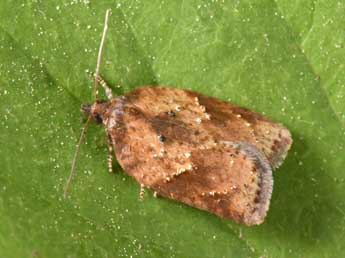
[0,1,344,257]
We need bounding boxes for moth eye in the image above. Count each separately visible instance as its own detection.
[94,114,103,124]
[158,134,167,142]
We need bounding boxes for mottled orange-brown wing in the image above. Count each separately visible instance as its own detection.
[154,141,273,225]
[120,86,292,168]
[195,94,292,169]
[104,86,291,224]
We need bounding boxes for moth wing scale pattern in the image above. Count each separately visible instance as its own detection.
[91,86,292,225]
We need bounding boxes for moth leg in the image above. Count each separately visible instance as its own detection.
[153,191,158,198]
[94,73,113,100]
[139,184,145,200]
[106,134,114,173]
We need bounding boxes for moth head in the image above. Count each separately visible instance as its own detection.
[81,99,108,124]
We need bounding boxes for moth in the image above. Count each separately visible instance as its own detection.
[64,10,292,226]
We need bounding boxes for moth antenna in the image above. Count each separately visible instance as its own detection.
[64,9,112,198]
[93,9,112,100]
[64,115,92,198]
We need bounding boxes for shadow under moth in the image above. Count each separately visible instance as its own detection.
[64,10,292,226]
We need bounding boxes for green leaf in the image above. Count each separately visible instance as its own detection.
[1,1,344,257]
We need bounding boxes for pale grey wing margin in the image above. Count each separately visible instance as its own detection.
[221,140,273,225]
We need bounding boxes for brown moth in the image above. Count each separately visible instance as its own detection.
[64,10,292,226]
